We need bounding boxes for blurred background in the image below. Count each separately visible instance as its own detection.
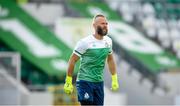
[0,0,180,105]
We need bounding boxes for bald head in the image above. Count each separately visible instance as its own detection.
[93,14,107,24]
[93,14,108,36]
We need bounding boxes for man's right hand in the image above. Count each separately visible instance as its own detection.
[64,76,73,94]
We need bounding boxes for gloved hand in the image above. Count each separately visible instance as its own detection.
[64,76,73,94]
[111,73,119,91]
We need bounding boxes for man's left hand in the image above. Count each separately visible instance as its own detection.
[111,74,119,91]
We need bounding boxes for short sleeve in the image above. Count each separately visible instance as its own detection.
[73,40,87,57]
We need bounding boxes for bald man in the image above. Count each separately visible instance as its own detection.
[64,14,119,106]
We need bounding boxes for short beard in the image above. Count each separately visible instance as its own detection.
[97,26,107,36]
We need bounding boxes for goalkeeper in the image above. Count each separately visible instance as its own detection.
[64,14,119,105]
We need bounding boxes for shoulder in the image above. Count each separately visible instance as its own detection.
[78,35,93,45]
[104,35,112,40]
[104,35,112,43]
[81,35,92,42]
[76,35,92,47]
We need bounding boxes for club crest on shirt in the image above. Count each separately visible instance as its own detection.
[105,41,110,48]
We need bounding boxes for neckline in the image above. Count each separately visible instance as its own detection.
[92,34,104,41]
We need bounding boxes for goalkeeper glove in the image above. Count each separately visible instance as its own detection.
[64,76,73,94]
[111,73,119,91]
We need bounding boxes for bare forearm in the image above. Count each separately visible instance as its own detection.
[67,59,76,76]
[66,53,79,77]
[107,54,117,75]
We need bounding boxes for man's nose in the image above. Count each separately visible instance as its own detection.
[104,25,107,29]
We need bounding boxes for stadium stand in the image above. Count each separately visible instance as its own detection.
[66,0,180,93]
[109,0,180,59]
[0,0,80,105]
[0,0,76,87]
[1,0,180,105]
